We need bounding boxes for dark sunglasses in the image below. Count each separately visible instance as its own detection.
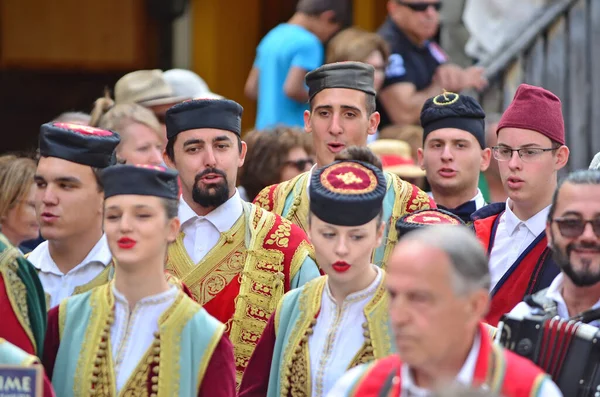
[396,0,442,12]
[552,217,600,238]
[284,158,314,171]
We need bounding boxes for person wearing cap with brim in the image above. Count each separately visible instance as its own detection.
[162,98,320,385]
[240,159,394,397]
[43,164,236,397]
[27,123,120,309]
[417,91,491,224]
[114,69,190,137]
[164,69,224,100]
[368,139,426,185]
[471,84,570,326]
[253,61,435,269]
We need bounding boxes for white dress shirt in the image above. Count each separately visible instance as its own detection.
[427,189,487,211]
[178,191,244,264]
[309,266,383,397]
[510,273,600,328]
[488,200,550,292]
[327,331,563,397]
[28,235,112,308]
[400,334,481,397]
[111,285,179,393]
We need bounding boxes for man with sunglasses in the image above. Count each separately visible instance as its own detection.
[509,169,600,327]
[377,0,487,129]
[472,84,570,326]
[253,62,435,269]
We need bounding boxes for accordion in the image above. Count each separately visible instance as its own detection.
[496,312,600,396]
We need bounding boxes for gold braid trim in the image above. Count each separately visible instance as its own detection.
[289,240,314,283]
[58,299,68,340]
[280,277,326,397]
[72,261,114,295]
[0,245,36,354]
[229,204,283,385]
[196,323,226,392]
[287,174,310,234]
[273,173,306,217]
[157,292,202,397]
[379,172,412,269]
[73,284,116,397]
[350,273,391,368]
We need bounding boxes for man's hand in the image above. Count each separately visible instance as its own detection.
[433,64,488,93]
[433,64,465,92]
[463,66,488,91]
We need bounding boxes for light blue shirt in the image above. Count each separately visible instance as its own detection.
[254,23,323,130]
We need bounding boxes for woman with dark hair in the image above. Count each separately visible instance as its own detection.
[240,159,393,397]
[43,164,236,397]
[238,126,314,201]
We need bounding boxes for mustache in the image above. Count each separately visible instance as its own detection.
[194,168,227,184]
[567,241,600,253]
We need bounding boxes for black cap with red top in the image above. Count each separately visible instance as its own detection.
[39,122,120,168]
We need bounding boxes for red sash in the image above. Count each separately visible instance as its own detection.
[351,323,546,397]
[473,213,552,326]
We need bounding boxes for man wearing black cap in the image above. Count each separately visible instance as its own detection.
[28,122,120,309]
[163,98,320,385]
[418,91,491,223]
[254,61,435,268]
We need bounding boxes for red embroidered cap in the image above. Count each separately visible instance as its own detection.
[396,209,465,239]
[310,160,386,226]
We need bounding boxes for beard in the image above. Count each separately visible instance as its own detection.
[192,168,230,208]
[550,229,600,287]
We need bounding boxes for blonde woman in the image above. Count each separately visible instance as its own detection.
[90,94,165,165]
[0,155,40,252]
[326,27,390,92]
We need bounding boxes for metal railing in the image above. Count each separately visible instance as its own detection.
[473,0,600,170]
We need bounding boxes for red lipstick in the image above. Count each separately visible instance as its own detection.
[117,237,136,249]
[332,261,351,273]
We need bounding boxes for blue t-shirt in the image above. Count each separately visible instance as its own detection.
[253,24,324,130]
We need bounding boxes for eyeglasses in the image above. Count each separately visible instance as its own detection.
[552,217,600,238]
[396,1,442,12]
[492,146,558,163]
[284,158,314,171]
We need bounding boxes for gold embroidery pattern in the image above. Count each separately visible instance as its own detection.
[71,284,206,397]
[320,163,377,195]
[379,173,433,269]
[0,246,36,354]
[281,277,326,397]
[266,219,292,248]
[336,172,363,185]
[254,187,272,211]
[286,174,310,234]
[409,189,433,212]
[229,204,285,385]
[166,217,246,305]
